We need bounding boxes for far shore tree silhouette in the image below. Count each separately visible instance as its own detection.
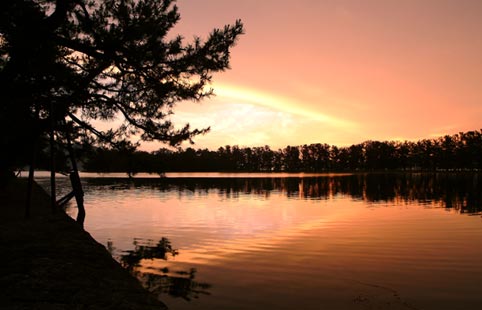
[79,129,482,173]
[0,0,243,226]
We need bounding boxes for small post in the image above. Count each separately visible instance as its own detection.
[50,120,57,212]
[25,162,35,219]
[50,102,57,213]
[26,108,39,218]
[26,134,38,218]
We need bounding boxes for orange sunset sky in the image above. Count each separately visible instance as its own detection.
[143,0,482,151]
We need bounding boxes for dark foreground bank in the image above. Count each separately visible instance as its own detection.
[0,178,166,310]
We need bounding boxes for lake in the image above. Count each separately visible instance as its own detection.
[35,172,482,310]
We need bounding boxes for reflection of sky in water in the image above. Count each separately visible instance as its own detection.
[82,187,356,254]
[34,173,482,310]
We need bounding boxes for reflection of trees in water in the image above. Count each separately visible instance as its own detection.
[112,238,211,302]
[138,267,211,302]
[120,238,178,271]
[87,173,482,213]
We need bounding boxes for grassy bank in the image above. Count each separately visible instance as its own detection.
[0,178,166,310]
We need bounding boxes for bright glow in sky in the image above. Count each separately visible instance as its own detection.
[145,0,482,151]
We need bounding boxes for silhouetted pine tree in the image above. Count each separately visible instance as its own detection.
[0,0,243,176]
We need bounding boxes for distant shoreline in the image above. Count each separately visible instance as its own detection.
[17,169,482,180]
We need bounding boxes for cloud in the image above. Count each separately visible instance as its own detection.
[170,100,298,149]
[213,83,358,130]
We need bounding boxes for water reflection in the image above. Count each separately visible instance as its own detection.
[114,238,211,302]
[84,173,482,214]
[58,173,482,310]
[120,238,178,271]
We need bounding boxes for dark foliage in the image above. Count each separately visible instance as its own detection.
[0,0,243,177]
[82,129,482,173]
[118,238,211,301]
[121,237,178,271]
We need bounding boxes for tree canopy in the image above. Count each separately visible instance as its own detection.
[81,129,482,174]
[0,0,244,176]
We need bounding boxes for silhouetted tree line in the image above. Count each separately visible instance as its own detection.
[81,130,482,173]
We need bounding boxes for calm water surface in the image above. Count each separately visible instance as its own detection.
[36,173,482,310]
